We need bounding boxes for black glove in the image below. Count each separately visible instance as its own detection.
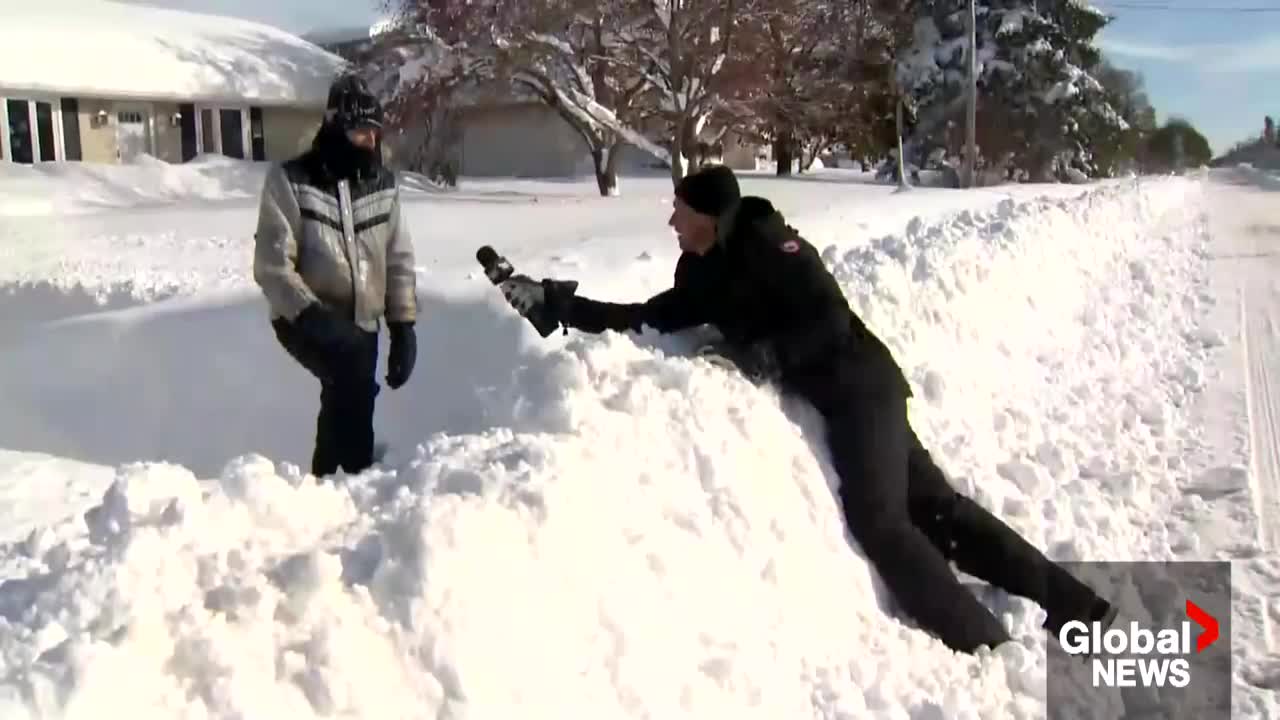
[386,321,416,389]
[294,303,363,359]
[499,275,579,333]
[541,278,578,324]
[740,341,781,382]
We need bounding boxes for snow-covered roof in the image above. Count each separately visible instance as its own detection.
[0,0,350,107]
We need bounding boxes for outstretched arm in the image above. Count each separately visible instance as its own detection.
[559,253,711,334]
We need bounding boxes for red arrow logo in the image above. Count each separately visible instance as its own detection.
[1186,600,1219,653]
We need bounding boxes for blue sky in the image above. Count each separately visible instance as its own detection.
[1092,0,1280,156]
[132,0,1270,157]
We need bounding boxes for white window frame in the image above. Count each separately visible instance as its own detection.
[194,104,250,158]
[0,95,69,163]
[0,100,9,162]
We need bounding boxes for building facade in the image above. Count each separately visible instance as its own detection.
[2,1,347,165]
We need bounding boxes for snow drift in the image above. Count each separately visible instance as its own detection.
[0,155,269,217]
[0,176,1219,718]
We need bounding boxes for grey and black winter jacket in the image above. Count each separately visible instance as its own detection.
[253,148,417,332]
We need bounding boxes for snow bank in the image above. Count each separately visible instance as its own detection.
[0,169,1103,471]
[0,155,464,217]
[1225,164,1280,192]
[0,175,1218,719]
[0,155,269,216]
[0,161,1094,339]
[0,0,345,105]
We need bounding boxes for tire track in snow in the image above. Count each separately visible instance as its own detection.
[1242,287,1280,556]
[1201,174,1280,700]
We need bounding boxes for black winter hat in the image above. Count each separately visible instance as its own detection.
[674,165,740,217]
[326,73,383,130]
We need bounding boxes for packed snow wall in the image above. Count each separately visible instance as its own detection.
[0,175,1214,719]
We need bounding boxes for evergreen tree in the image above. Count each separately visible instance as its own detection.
[896,0,1126,182]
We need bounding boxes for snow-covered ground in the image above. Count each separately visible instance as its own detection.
[0,158,1275,718]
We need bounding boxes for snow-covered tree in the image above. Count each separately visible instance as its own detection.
[895,0,1126,182]
[607,0,753,184]
[1083,55,1155,176]
[355,17,485,185]
[726,0,841,174]
[371,0,669,196]
[821,0,915,172]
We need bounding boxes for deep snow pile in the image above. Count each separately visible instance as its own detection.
[0,175,1223,719]
[0,155,269,217]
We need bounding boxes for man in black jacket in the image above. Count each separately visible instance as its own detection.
[253,74,418,478]
[498,165,1116,654]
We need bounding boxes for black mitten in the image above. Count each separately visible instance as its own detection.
[386,321,416,389]
[294,303,361,358]
[499,276,579,336]
[540,278,579,324]
[739,340,781,382]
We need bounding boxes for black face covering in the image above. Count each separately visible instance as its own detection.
[313,121,381,181]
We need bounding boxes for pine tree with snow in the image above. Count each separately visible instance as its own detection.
[895,0,1126,182]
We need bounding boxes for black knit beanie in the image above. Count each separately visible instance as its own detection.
[325,73,383,131]
[674,165,740,217]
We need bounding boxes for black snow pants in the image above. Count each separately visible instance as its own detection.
[823,391,1107,654]
[272,317,380,478]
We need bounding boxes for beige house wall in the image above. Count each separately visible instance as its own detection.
[720,131,761,170]
[457,102,583,177]
[3,86,765,180]
[453,101,671,177]
[1,90,326,165]
[74,97,118,163]
[78,98,181,163]
[149,101,182,163]
[262,107,323,161]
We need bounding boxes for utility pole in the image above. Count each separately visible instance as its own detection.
[964,0,977,188]
[896,96,909,191]
[890,63,909,191]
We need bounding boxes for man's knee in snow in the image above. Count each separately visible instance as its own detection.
[844,511,916,553]
[908,493,960,559]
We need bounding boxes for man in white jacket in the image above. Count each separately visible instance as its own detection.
[253,73,418,478]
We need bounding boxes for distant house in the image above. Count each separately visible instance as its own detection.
[312,23,762,179]
[1,0,347,165]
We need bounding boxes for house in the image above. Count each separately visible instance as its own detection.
[1,0,348,165]
[313,23,762,179]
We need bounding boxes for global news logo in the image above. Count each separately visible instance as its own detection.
[1058,600,1220,689]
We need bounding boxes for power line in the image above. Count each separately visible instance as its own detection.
[1096,2,1280,11]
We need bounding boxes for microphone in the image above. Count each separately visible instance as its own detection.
[474,245,565,338]
[475,245,513,284]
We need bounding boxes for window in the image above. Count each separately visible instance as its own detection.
[178,103,196,161]
[200,108,215,153]
[36,102,55,162]
[1,96,71,163]
[219,108,244,159]
[117,110,144,124]
[194,105,251,159]
[6,98,33,164]
[249,106,265,161]
[61,98,81,161]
